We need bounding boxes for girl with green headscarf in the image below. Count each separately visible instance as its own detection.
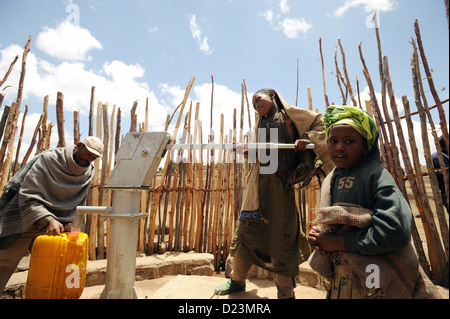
[308,105,440,299]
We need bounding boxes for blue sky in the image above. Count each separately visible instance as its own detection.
[0,0,448,162]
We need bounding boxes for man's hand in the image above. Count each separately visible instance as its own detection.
[46,219,65,236]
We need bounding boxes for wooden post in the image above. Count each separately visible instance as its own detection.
[115,107,121,155]
[88,102,103,260]
[0,55,19,88]
[337,37,357,106]
[97,103,109,260]
[334,44,347,105]
[56,92,65,147]
[73,109,80,144]
[319,38,330,107]
[36,95,49,154]
[212,114,224,268]
[21,115,43,166]
[195,117,205,252]
[0,102,19,190]
[15,36,31,117]
[202,75,215,252]
[404,94,449,272]
[0,102,19,176]
[148,77,195,255]
[359,44,395,177]
[411,42,449,262]
[414,20,449,153]
[0,104,10,142]
[130,100,138,132]
[183,104,193,251]
[385,55,447,285]
[89,87,95,137]
[12,104,27,175]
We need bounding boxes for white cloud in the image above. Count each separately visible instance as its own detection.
[261,10,274,25]
[1,41,250,162]
[0,43,170,153]
[334,0,398,16]
[36,21,103,61]
[158,82,253,143]
[280,0,290,14]
[189,15,213,55]
[279,18,312,38]
[260,4,312,38]
[193,83,253,137]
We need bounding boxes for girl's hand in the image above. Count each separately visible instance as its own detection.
[235,143,248,157]
[294,139,310,152]
[308,228,345,253]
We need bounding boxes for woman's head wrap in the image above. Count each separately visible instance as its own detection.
[324,105,379,151]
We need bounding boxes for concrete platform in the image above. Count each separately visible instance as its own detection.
[2,251,448,300]
[2,252,328,299]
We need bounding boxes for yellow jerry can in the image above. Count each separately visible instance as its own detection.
[25,231,89,299]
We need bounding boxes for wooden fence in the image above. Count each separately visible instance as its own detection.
[0,19,448,286]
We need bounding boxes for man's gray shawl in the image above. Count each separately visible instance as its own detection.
[0,145,94,240]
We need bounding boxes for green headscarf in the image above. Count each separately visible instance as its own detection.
[324,105,379,151]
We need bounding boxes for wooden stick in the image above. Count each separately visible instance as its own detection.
[358,43,396,177]
[212,114,224,268]
[411,46,449,259]
[97,103,109,260]
[0,102,19,190]
[108,105,116,177]
[0,55,19,89]
[404,93,448,274]
[195,118,204,252]
[0,105,10,141]
[366,41,405,187]
[190,103,201,251]
[149,77,195,254]
[56,92,65,147]
[89,87,95,136]
[0,102,19,174]
[15,36,31,114]
[242,78,252,129]
[222,132,232,263]
[115,107,121,155]
[202,75,215,252]
[21,115,43,166]
[337,38,357,106]
[385,55,447,284]
[183,104,193,251]
[319,38,330,107]
[0,37,30,173]
[130,100,138,132]
[307,87,313,111]
[88,102,103,260]
[74,109,80,144]
[36,95,49,154]
[12,104,28,175]
[411,41,450,260]
[145,97,149,132]
[414,20,449,153]
[334,44,347,105]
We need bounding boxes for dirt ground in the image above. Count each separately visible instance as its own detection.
[80,275,328,299]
